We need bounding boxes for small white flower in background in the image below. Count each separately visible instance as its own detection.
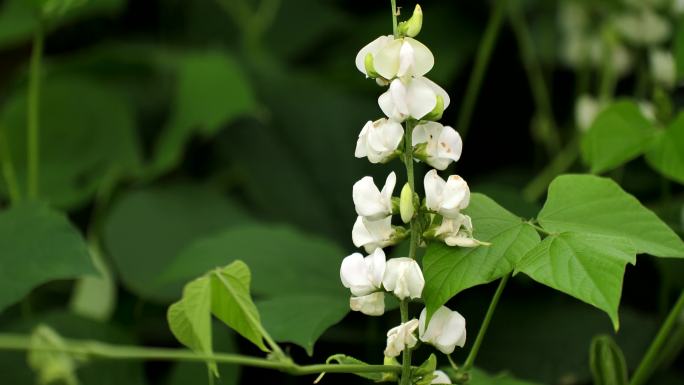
[434,214,483,247]
[412,122,463,170]
[355,36,434,80]
[384,319,419,357]
[352,216,395,253]
[383,257,425,299]
[353,172,396,220]
[379,77,450,122]
[419,306,466,354]
[424,170,470,219]
[355,119,404,164]
[340,248,386,296]
[650,49,676,89]
[431,370,452,384]
[350,292,385,316]
[589,39,632,77]
[638,101,657,122]
[575,95,601,132]
[674,0,684,15]
[614,8,671,46]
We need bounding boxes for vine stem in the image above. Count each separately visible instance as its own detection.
[0,333,401,376]
[399,300,412,385]
[462,274,509,371]
[391,0,398,38]
[456,0,507,139]
[630,290,684,385]
[27,25,43,200]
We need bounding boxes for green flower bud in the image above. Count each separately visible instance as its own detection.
[364,52,380,79]
[398,4,423,38]
[422,94,444,121]
[399,183,415,223]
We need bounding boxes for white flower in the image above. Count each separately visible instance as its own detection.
[575,95,601,132]
[353,172,396,220]
[355,35,434,79]
[614,9,670,46]
[384,319,419,357]
[434,214,482,247]
[650,49,676,89]
[350,292,385,316]
[419,306,466,354]
[355,119,404,164]
[424,170,470,219]
[431,370,452,384]
[412,122,463,170]
[378,77,450,122]
[383,257,424,300]
[638,101,656,122]
[340,248,386,296]
[352,216,395,253]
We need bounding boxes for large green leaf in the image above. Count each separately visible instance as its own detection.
[210,261,268,351]
[151,51,256,175]
[159,224,349,353]
[581,101,656,174]
[516,232,635,329]
[0,77,141,209]
[422,194,541,317]
[103,184,250,302]
[0,203,95,312]
[468,368,541,385]
[257,295,349,355]
[167,276,216,375]
[645,112,684,184]
[538,174,684,258]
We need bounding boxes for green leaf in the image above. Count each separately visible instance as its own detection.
[0,203,95,312]
[324,355,393,382]
[0,77,141,209]
[581,101,656,174]
[151,52,256,175]
[422,194,541,317]
[589,335,629,385]
[167,276,216,376]
[412,354,437,385]
[103,184,250,302]
[210,261,268,351]
[257,295,349,355]
[538,174,684,258]
[645,112,684,184]
[467,368,542,385]
[516,232,636,330]
[159,224,348,353]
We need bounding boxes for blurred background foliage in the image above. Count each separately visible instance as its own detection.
[0,0,682,384]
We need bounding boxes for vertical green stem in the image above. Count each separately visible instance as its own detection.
[404,120,419,261]
[27,26,44,200]
[456,0,507,139]
[399,300,412,385]
[630,290,684,385]
[462,274,509,371]
[508,0,560,154]
[391,0,398,38]
[0,127,21,204]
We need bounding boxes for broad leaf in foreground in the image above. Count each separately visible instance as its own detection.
[645,112,684,185]
[422,194,541,318]
[516,232,636,330]
[538,174,684,258]
[581,101,656,174]
[0,203,95,312]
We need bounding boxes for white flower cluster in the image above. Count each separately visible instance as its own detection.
[340,6,476,374]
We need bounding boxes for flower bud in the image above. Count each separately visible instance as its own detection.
[350,292,385,316]
[384,319,419,357]
[575,95,601,132]
[383,257,425,299]
[399,183,415,223]
[419,306,466,354]
[650,49,676,89]
[398,4,423,38]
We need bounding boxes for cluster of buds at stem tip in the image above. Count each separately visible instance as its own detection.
[342,4,479,374]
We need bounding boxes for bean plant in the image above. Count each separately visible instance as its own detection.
[0,0,683,385]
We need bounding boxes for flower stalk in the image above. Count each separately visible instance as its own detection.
[27,24,44,200]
